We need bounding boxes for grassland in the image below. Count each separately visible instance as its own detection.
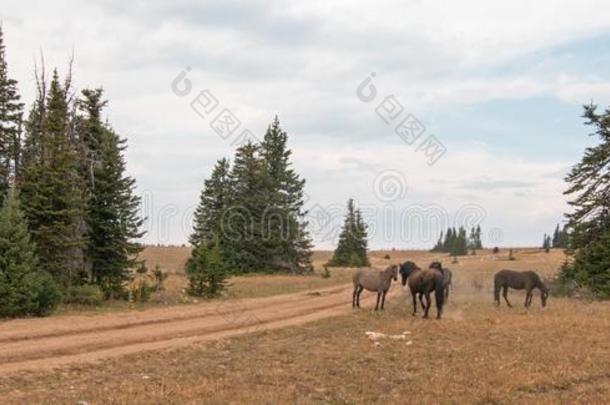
[1,247,609,403]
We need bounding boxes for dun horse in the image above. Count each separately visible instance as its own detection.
[352,265,398,311]
[429,261,452,301]
[494,269,549,308]
[399,261,444,319]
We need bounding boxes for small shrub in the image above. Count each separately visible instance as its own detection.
[492,247,500,254]
[508,249,516,261]
[129,279,154,303]
[136,262,148,275]
[384,254,391,260]
[186,243,227,298]
[321,266,331,279]
[153,265,169,291]
[63,285,104,306]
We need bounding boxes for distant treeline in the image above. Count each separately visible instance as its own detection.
[431,226,483,256]
[542,224,569,251]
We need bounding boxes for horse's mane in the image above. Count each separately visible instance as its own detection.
[429,261,443,271]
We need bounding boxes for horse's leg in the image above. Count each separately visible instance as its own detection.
[525,289,532,307]
[411,292,417,316]
[423,293,431,318]
[503,286,512,307]
[352,285,357,308]
[419,293,426,311]
[445,285,450,302]
[356,286,363,308]
[381,290,387,310]
[375,292,380,311]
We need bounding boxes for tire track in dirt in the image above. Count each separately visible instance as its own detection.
[0,283,401,375]
[0,285,350,344]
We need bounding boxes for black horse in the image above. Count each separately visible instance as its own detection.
[399,261,445,319]
[429,261,452,302]
[494,269,549,308]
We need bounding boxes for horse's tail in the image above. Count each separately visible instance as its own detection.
[434,273,444,316]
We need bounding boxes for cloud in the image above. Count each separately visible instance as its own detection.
[459,177,536,191]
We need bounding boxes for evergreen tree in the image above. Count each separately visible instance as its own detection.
[185,241,227,297]
[561,104,610,295]
[561,226,610,296]
[20,70,87,287]
[542,233,551,253]
[78,89,144,297]
[327,199,370,267]
[224,142,269,273]
[442,228,454,251]
[552,224,561,248]
[558,226,569,249]
[450,226,468,256]
[0,26,24,202]
[564,104,610,249]
[468,227,477,250]
[0,189,60,317]
[260,117,313,273]
[190,158,231,248]
[475,225,483,249]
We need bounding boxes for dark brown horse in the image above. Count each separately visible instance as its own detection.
[399,261,444,319]
[352,265,398,311]
[494,269,549,308]
[429,261,452,301]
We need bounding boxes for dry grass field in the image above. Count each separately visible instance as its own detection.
[1,247,609,403]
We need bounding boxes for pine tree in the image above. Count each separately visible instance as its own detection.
[224,142,268,273]
[443,228,454,251]
[564,104,610,249]
[561,226,610,296]
[542,233,551,253]
[20,70,87,287]
[0,189,60,317]
[328,199,370,267]
[260,117,312,273]
[552,224,560,248]
[468,227,477,250]
[186,241,227,297]
[190,158,231,248]
[0,26,24,202]
[78,89,144,297]
[561,104,610,295]
[450,226,468,256]
[475,225,483,249]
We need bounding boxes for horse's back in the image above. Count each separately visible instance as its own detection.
[495,269,535,289]
[409,268,441,293]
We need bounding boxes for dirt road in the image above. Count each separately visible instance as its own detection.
[0,283,399,374]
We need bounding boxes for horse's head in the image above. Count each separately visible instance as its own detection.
[429,261,443,271]
[399,261,420,286]
[390,265,398,281]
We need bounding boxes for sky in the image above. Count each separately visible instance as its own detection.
[3,0,610,249]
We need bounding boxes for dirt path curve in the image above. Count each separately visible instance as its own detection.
[0,283,406,375]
